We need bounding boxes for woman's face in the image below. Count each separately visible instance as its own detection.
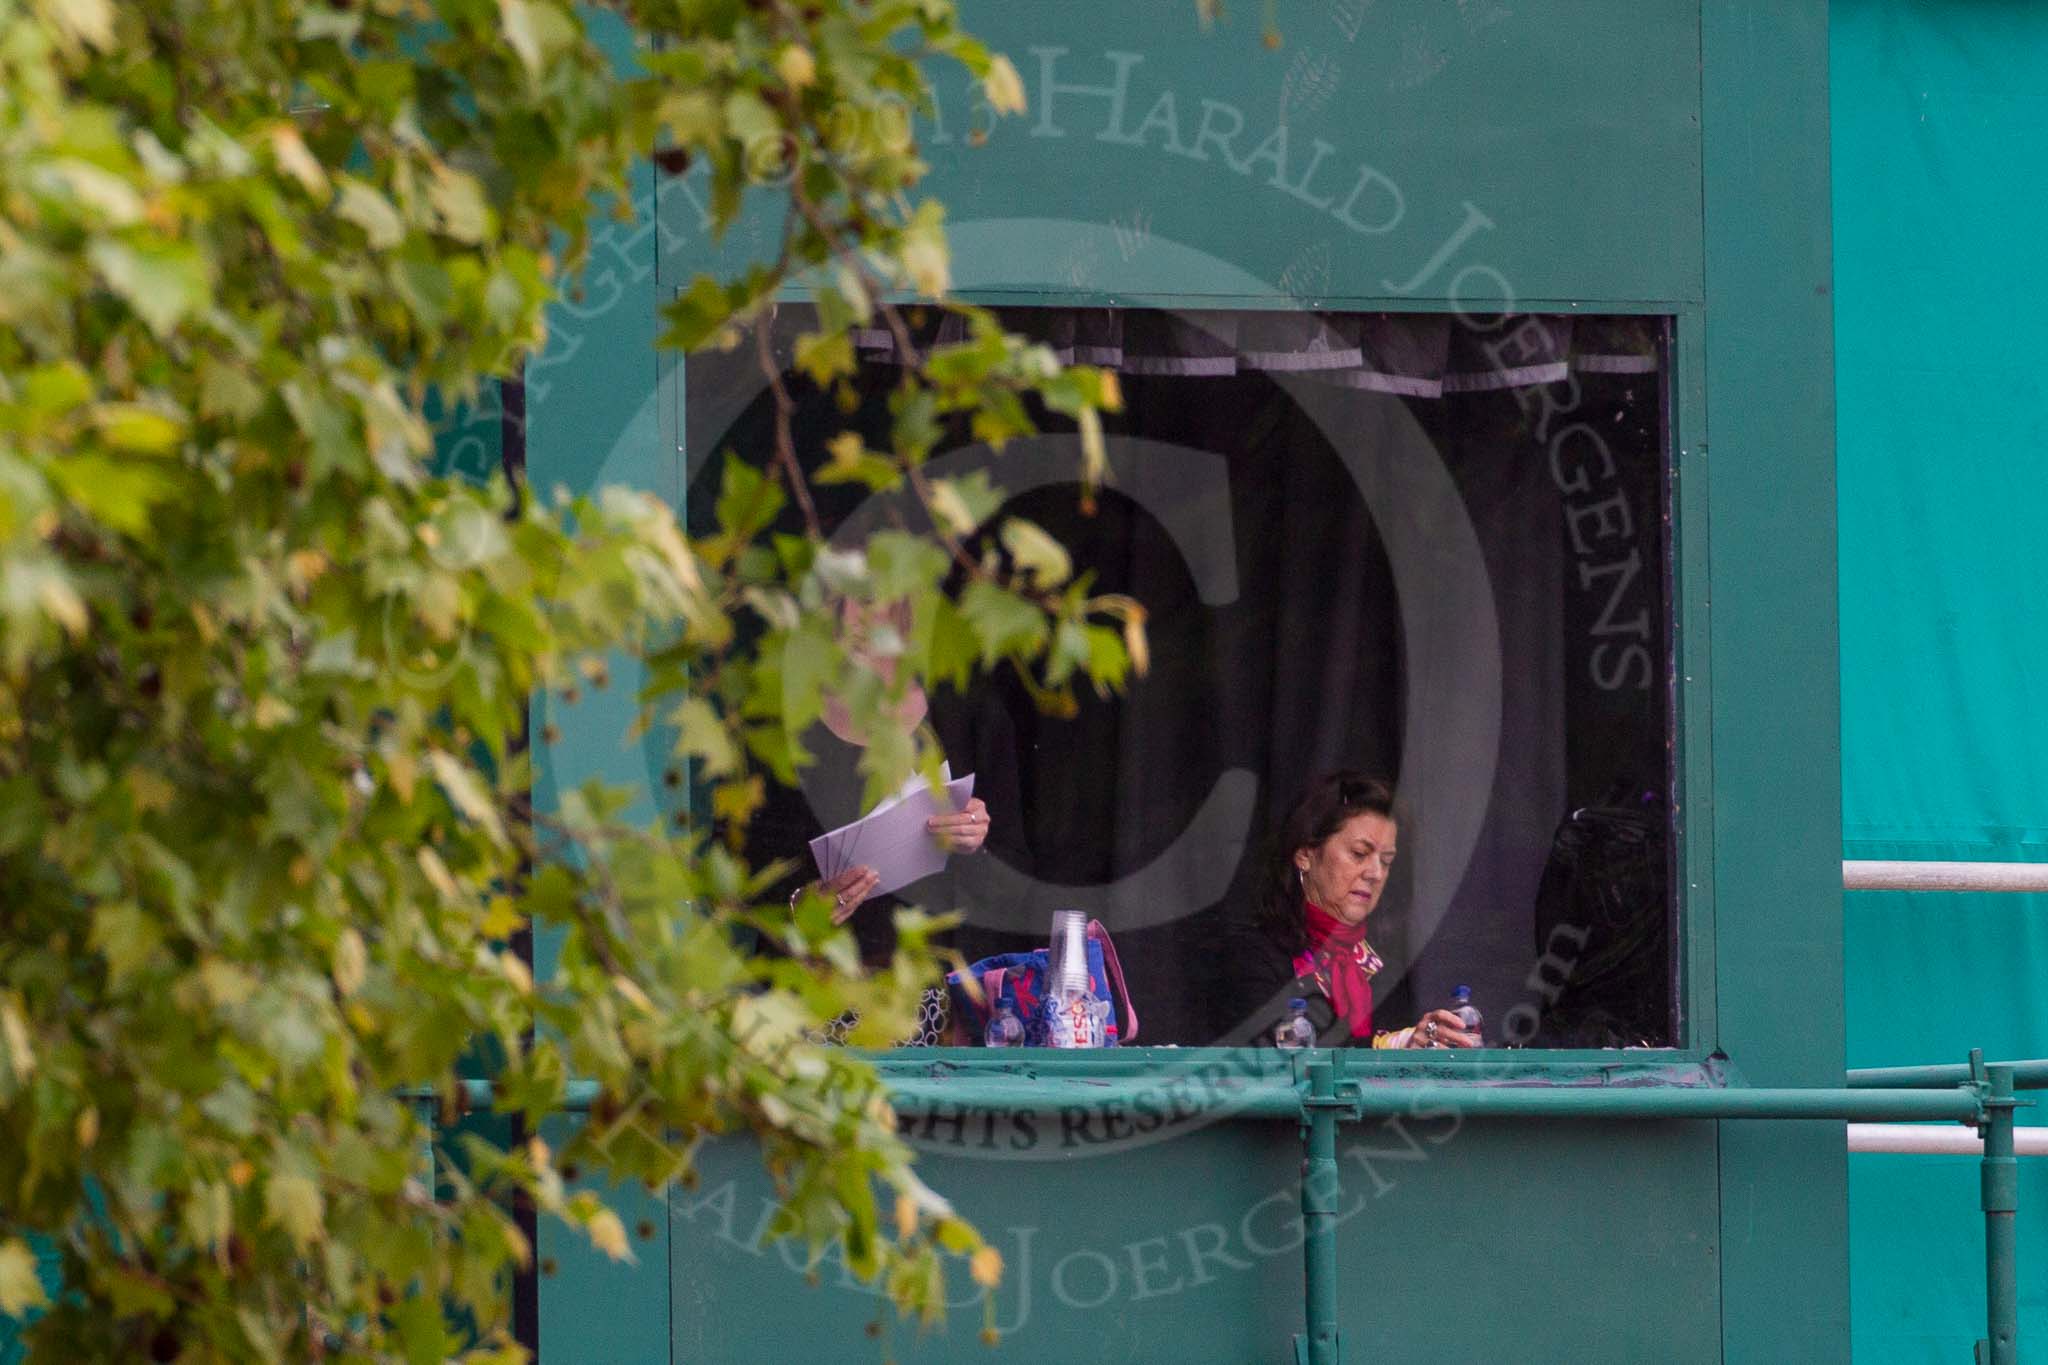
[1295,810,1399,926]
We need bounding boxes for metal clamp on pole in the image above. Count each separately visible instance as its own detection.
[1976,1060,2023,1365]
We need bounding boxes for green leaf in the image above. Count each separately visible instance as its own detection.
[88,238,208,335]
[49,456,176,534]
[926,471,1004,536]
[867,532,949,601]
[713,453,785,544]
[673,697,739,778]
[917,594,980,691]
[88,403,185,453]
[90,902,162,987]
[794,330,854,384]
[264,1172,324,1252]
[958,582,1047,664]
[659,276,735,351]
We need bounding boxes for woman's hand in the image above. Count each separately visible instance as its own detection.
[1406,1009,1480,1049]
[819,865,881,925]
[927,797,990,854]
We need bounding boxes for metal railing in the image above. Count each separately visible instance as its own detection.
[473,860,2046,1363]
[872,1050,2032,1365]
[1845,859,2048,893]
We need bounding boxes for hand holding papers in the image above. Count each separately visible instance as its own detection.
[809,766,977,918]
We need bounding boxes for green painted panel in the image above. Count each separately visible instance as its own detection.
[527,11,674,1362]
[1699,0,1846,1360]
[671,1120,1718,1364]
[539,1117,672,1365]
[623,0,1842,1359]
[661,0,1703,310]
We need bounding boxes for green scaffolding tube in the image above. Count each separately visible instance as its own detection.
[1980,1064,2020,1365]
[1850,1057,2048,1092]
[1297,1059,1341,1365]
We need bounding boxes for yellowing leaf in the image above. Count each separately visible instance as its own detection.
[1121,604,1150,677]
[335,177,403,249]
[198,957,257,1006]
[74,1105,99,1149]
[776,45,816,90]
[126,767,176,813]
[427,751,506,843]
[0,995,34,1082]
[46,159,144,223]
[267,123,329,196]
[970,1245,1004,1287]
[41,0,114,50]
[252,695,295,729]
[901,235,949,299]
[30,564,87,637]
[613,974,654,1013]
[1097,367,1124,412]
[285,549,329,588]
[586,1207,633,1263]
[825,431,863,468]
[498,950,532,995]
[332,928,366,997]
[894,1193,917,1241]
[264,1172,324,1251]
[386,750,417,805]
[0,1238,49,1317]
[479,896,523,939]
[925,477,992,536]
[983,56,1027,116]
[416,847,459,900]
[1077,406,1106,495]
[999,517,1072,588]
[499,0,543,76]
[428,164,490,244]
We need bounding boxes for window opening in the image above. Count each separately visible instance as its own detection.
[685,305,1675,1049]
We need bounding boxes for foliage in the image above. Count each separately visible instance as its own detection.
[0,0,1136,1357]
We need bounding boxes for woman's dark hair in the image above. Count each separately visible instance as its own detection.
[1253,772,1399,952]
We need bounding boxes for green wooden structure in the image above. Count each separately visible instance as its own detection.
[517,2,1967,1361]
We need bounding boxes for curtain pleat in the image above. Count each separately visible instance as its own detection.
[851,307,1657,393]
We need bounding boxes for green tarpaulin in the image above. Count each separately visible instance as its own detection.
[1835,1,2048,1358]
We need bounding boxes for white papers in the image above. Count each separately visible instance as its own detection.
[808,765,976,898]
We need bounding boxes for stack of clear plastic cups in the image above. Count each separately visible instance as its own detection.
[1043,910,1108,1048]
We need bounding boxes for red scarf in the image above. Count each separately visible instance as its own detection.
[1294,901,1381,1040]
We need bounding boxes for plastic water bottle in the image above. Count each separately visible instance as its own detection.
[984,1005,1025,1048]
[1274,997,1315,1050]
[1450,984,1483,1044]
[1043,910,1108,1048]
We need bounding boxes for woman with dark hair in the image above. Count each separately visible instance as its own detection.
[1230,773,1478,1049]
